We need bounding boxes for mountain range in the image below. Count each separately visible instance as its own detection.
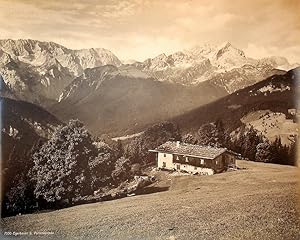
[0,39,121,106]
[0,39,298,137]
[132,42,297,92]
[1,39,297,106]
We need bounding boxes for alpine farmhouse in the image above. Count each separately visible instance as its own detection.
[149,141,238,175]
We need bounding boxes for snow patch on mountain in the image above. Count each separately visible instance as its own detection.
[0,39,122,76]
[0,39,122,105]
[112,131,144,141]
[260,56,299,71]
[133,42,294,91]
[257,84,291,94]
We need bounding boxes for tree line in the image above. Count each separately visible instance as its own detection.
[182,119,296,165]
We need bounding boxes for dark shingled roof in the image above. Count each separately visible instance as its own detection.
[150,141,227,159]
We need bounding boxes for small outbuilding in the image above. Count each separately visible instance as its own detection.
[149,141,238,175]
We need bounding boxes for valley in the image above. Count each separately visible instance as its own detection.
[51,65,227,136]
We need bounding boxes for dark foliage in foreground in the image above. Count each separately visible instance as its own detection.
[31,120,97,203]
[1,121,182,217]
[1,97,61,217]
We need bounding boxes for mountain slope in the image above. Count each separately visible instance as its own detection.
[1,97,61,168]
[172,67,299,143]
[209,64,286,93]
[1,97,62,213]
[0,58,74,106]
[52,65,227,136]
[0,74,16,99]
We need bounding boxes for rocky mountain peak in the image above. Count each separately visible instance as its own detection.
[216,42,245,59]
[0,39,122,75]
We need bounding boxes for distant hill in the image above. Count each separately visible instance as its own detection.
[51,65,227,136]
[172,67,299,144]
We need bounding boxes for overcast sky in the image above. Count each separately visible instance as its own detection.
[1,0,299,62]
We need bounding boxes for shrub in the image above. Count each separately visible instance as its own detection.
[31,120,97,203]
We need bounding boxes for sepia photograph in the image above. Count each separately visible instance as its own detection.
[0,0,299,239]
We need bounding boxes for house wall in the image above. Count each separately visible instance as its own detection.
[211,153,237,173]
[173,163,214,175]
[173,154,207,168]
[156,151,237,174]
[213,155,225,173]
[224,153,236,166]
[159,153,214,175]
[157,152,173,169]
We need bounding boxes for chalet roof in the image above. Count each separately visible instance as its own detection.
[149,141,227,160]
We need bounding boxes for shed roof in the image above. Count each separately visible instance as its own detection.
[149,141,228,160]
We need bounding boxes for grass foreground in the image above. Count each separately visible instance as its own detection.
[1,160,300,240]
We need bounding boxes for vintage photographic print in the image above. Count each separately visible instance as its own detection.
[0,0,299,239]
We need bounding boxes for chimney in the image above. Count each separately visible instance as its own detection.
[176,141,180,147]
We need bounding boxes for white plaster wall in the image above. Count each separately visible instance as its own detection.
[174,163,214,175]
[157,153,214,175]
[157,152,173,169]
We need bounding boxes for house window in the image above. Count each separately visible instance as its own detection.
[176,164,180,170]
[162,162,166,168]
[201,159,204,165]
[163,153,166,157]
[185,157,189,162]
[176,156,179,161]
